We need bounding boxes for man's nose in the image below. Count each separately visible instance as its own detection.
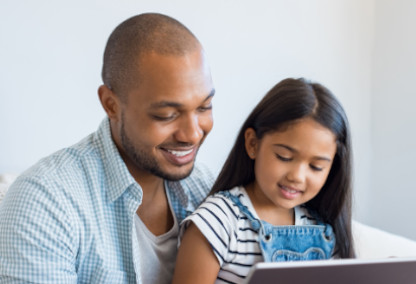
[175,114,204,144]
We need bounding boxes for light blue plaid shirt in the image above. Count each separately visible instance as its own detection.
[0,118,214,283]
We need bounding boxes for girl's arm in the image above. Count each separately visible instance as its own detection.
[172,223,220,284]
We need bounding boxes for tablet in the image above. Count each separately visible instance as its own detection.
[244,257,416,284]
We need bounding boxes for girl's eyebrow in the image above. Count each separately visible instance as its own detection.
[149,89,215,109]
[274,144,333,162]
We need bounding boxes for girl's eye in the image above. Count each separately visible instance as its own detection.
[310,164,323,172]
[276,154,292,162]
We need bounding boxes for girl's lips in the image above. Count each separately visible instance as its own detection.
[161,147,197,166]
[279,184,302,200]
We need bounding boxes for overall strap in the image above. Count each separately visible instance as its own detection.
[303,207,335,240]
[216,190,263,232]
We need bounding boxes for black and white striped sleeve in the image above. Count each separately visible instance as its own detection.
[179,194,239,266]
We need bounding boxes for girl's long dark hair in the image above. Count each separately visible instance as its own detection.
[210,78,355,258]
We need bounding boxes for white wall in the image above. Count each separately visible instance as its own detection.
[1,1,378,233]
[370,0,416,240]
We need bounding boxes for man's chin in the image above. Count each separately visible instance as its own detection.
[154,164,195,181]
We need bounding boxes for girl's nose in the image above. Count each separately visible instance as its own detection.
[286,163,307,183]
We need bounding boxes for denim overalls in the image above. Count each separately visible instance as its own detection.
[219,191,335,262]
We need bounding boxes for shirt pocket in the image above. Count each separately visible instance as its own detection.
[272,247,327,261]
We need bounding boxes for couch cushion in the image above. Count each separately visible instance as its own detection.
[353,220,416,258]
[0,173,18,203]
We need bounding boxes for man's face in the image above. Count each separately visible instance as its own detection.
[114,48,214,181]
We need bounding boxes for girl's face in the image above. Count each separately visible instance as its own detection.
[245,117,337,216]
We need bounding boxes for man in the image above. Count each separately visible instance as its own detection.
[0,13,215,283]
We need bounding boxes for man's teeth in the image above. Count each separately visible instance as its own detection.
[167,149,193,157]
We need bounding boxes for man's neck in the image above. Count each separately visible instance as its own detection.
[136,177,174,236]
[113,139,175,236]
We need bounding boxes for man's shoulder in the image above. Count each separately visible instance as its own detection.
[186,162,215,185]
[22,133,100,180]
[7,130,112,204]
[166,163,216,223]
[2,129,114,228]
[179,163,215,197]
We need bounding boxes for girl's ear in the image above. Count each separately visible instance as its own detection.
[244,128,259,159]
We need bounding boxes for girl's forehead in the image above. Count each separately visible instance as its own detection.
[271,118,333,137]
[260,118,337,155]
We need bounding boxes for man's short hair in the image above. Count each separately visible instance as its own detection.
[101,13,200,100]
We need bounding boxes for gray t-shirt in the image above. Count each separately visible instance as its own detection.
[134,193,179,284]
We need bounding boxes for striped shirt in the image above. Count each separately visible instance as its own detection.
[180,186,316,284]
[0,118,214,284]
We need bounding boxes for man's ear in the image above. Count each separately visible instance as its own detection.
[244,128,258,159]
[98,85,120,121]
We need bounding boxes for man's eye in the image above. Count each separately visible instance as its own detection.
[198,104,212,112]
[151,114,176,121]
[276,154,292,162]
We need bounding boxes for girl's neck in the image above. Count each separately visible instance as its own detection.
[245,183,295,226]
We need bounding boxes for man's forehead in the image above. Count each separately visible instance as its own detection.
[148,89,215,109]
[136,48,203,67]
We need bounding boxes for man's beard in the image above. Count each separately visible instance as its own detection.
[120,114,195,181]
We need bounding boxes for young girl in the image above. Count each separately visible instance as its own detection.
[172,78,355,284]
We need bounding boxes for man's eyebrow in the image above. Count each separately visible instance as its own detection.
[207,88,215,100]
[274,144,332,162]
[149,88,215,109]
[149,101,182,109]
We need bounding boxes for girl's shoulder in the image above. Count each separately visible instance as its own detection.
[208,186,253,219]
[211,186,259,221]
[213,186,246,200]
[182,187,250,239]
[212,186,250,207]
